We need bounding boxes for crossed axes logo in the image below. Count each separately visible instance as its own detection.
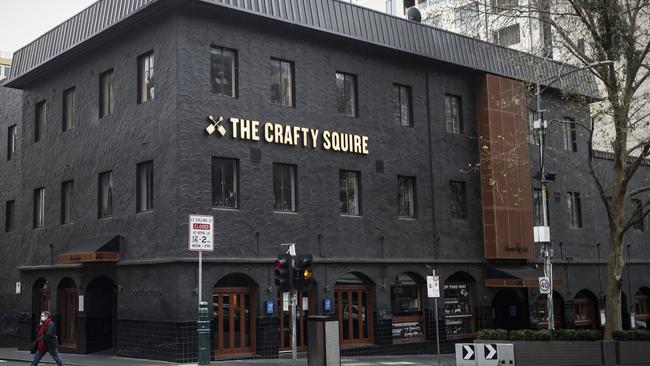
[205,115,227,136]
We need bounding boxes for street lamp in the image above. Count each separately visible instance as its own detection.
[533,60,613,330]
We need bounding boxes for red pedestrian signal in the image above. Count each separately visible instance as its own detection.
[274,254,293,291]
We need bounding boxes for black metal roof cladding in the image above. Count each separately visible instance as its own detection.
[7,0,599,98]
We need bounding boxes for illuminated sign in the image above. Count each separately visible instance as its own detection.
[207,116,369,155]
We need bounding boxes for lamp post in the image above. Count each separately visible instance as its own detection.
[533,60,613,330]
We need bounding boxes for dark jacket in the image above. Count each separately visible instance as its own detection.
[36,320,59,352]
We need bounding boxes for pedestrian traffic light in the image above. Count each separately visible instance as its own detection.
[294,254,314,291]
[275,254,293,291]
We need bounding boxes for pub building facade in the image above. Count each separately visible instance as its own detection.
[0,0,649,362]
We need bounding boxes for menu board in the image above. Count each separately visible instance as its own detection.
[444,283,473,337]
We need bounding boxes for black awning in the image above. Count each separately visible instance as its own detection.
[486,265,540,280]
[59,235,120,264]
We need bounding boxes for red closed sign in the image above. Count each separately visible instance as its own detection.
[193,223,211,230]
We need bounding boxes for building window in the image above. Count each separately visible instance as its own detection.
[445,94,462,134]
[567,192,582,228]
[99,69,115,118]
[270,58,294,107]
[210,46,237,97]
[98,171,113,218]
[492,0,518,11]
[393,84,413,127]
[494,24,521,46]
[137,161,154,212]
[5,200,15,233]
[273,163,297,212]
[33,188,45,229]
[563,119,577,152]
[533,188,550,226]
[633,199,645,231]
[137,51,155,104]
[62,87,75,131]
[35,101,46,143]
[61,180,73,225]
[340,170,360,215]
[449,181,467,220]
[7,125,16,161]
[398,176,416,218]
[336,72,358,117]
[212,158,238,208]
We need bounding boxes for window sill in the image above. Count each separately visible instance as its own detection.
[273,210,298,215]
[98,216,113,221]
[136,210,154,215]
[398,217,417,221]
[60,222,73,227]
[211,207,239,212]
[340,214,362,218]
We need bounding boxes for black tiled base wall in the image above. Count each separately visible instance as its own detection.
[117,319,197,363]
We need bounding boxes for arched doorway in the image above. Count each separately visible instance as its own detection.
[391,272,425,343]
[32,278,50,340]
[57,278,78,349]
[634,287,650,329]
[443,272,476,339]
[534,291,565,329]
[574,290,599,329]
[334,272,374,346]
[492,289,529,330]
[278,288,315,352]
[213,274,257,357]
[85,276,117,353]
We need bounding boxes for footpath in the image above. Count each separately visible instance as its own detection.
[0,348,456,366]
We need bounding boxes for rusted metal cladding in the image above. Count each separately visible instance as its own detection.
[476,74,534,259]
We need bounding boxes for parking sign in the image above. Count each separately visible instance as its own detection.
[188,215,214,251]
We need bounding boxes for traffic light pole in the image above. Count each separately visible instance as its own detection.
[282,243,298,366]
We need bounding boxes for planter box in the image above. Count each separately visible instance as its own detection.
[478,340,601,366]
[617,341,650,365]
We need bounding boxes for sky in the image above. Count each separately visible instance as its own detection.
[0,0,97,55]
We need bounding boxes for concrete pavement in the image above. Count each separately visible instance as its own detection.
[0,348,455,366]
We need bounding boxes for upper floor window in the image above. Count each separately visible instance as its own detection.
[449,181,468,220]
[33,188,45,229]
[137,51,155,104]
[533,188,550,226]
[445,94,462,134]
[492,0,518,11]
[273,163,297,212]
[98,171,113,218]
[340,170,361,215]
[62,87,75,131]
[99,69,115,118]
[393,84,413,127]
[336,72,358,117]
[270,58,294,107]
[7,125,16,161]
[35,101,46,143]
[137,161,154,212]
[567,192,582,228]
[212,157,238,209]
[61,180,74,225]
[210,46,237,97]
[494,24,521,46]
[633,199,645,231]
[563,118,577,152]
[398,176,416,218]
[5,200,15,233]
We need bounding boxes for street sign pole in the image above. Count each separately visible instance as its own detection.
[433,270,440,366]
[427,267,441,366]
[199,251,202,306]
[189,215,214,366]
[281,243,297,366]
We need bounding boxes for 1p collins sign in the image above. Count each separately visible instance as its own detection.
[207,116,370,155]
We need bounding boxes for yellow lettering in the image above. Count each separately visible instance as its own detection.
[362,136,369,154]
[252,121,260,141]
[274,123,283,144]
[300,128,309,147]
[340,133,349,152]
[284,125,293,145]
[323,131,331,150]
[332,132,341,151]
[310,129,319,148]
[354,135,361,153]
[241,119,251,140]
[264,123,274,142]
[230,118,240,139]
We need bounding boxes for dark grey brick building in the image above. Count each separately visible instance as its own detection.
[1,0,649,362]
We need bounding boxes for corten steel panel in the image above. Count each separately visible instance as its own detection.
[477,74,534,259]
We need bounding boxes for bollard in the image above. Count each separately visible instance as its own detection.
[197,301,210,366]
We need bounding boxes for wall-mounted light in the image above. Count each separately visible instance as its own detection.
[206,115,226,136]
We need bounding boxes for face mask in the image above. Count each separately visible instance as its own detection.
[40,314,47,322]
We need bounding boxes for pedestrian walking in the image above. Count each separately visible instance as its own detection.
[31,311,65,366]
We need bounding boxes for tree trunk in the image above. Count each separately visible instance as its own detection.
[604,230,624,340]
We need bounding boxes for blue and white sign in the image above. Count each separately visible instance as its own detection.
[265,300,274,315]
[323,298,332,312]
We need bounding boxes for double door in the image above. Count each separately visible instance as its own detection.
[60,288,77,348]
[278,291,313,351]
[213,288,256,356]
[335,285,373,346]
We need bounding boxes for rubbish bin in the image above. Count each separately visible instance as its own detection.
[307,315,340,366]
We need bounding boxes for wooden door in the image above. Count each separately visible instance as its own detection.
[60,288,77,348]
[279,291,314,351]
[213,288,256,356]
[335,285,373,346]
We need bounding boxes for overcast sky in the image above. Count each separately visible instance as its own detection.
[0,0,97,55]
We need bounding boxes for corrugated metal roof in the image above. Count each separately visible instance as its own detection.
[7,0,599,97]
